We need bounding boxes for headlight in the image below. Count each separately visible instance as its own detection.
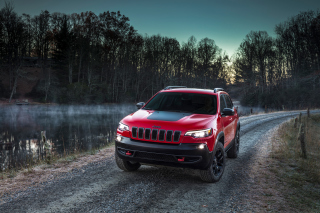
[118,122,129,131]
[185,128,212,138]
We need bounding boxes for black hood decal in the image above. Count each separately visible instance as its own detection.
[147,111,192,121]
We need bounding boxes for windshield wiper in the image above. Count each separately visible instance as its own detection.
[166,110,191,113]
[142,107,154,110]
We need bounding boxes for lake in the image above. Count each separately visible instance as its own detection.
[0,104,136,171]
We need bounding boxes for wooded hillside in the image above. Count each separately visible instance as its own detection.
[0,2,319,108]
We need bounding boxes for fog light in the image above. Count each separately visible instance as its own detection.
[198,144,205,149]
[116,135,122,142]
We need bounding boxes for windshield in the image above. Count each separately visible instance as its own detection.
[143,92,217,115]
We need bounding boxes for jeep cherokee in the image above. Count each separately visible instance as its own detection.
[115,86,240,182]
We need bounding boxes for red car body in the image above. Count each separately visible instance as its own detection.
[115,87,240,182]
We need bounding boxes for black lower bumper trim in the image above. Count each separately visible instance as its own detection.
[115,137,213,169]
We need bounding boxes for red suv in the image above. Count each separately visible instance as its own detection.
[115,86,240,182]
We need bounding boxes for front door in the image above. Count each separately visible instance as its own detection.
[220,94,236,147]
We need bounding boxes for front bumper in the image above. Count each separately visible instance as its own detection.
[115,136,213,170]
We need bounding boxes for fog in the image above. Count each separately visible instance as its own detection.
[0,104,136,171]
[233,101,265,116]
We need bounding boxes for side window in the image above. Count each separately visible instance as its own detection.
[224,95,233,109]
[220,95,227,112]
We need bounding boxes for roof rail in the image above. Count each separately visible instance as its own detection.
[164,86,187,90]
[213,88,224,93]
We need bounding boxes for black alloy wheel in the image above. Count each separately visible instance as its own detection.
[235,130,240,152]
[115,151,141,172]
[212,148,224,176]
[199,142,225,183]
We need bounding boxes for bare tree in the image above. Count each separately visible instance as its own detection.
[0,2,27,102]
[197,38,219,87]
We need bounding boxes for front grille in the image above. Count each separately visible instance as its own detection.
[152,129,158,140]
[145,129,151,140]
[166,130,173,142]
[159,130,165,141]
[135,151,176,162]
[131,127,181,142]
[132,127,137,138]
[138,128,144,139]
[173,131,181,142]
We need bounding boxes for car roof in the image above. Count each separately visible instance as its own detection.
[160,88,226,95]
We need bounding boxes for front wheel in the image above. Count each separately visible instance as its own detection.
[115,152,141,172]
[199,142,225,183]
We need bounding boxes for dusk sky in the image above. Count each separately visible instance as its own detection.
[0,0,319,57]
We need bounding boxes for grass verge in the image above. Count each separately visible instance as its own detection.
[0,142,115,200]
[271,114,320,212]
[0,142,114,179]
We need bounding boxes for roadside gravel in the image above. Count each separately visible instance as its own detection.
[0,110,318,212]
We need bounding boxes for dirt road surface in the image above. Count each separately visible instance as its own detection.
[0,110,318,213]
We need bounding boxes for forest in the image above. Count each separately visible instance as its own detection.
[0,2,319,109]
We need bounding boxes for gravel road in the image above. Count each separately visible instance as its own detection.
[0,110,318,213]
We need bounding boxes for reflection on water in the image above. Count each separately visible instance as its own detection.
[0,104,136,171]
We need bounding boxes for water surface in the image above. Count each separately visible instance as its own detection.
[0,104,136,171]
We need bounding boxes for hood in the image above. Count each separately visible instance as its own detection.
[121,109,216,132]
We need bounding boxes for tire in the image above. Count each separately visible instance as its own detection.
[199,142,225,183]
[115,152,141,172]
[227,129,240,158]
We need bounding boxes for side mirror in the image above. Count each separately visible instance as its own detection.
[136,102,145,109]
[222,108,234,116]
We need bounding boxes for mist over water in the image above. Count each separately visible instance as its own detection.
[0,104,136,171]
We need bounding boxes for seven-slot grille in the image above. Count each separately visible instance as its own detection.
[131,127,181,142]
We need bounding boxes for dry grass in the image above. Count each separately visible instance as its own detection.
[0,143,115,203]
[243,114,320,212]
[270,114,320,212]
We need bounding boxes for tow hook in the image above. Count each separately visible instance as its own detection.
[177,157,185,162]
[126,151,133,156]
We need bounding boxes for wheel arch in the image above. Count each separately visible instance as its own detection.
[214,131,225,149]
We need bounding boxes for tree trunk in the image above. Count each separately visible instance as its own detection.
[69,62,73,84]
[78,55,82,83]
[9,74,18,103]
[9,66,21,103]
